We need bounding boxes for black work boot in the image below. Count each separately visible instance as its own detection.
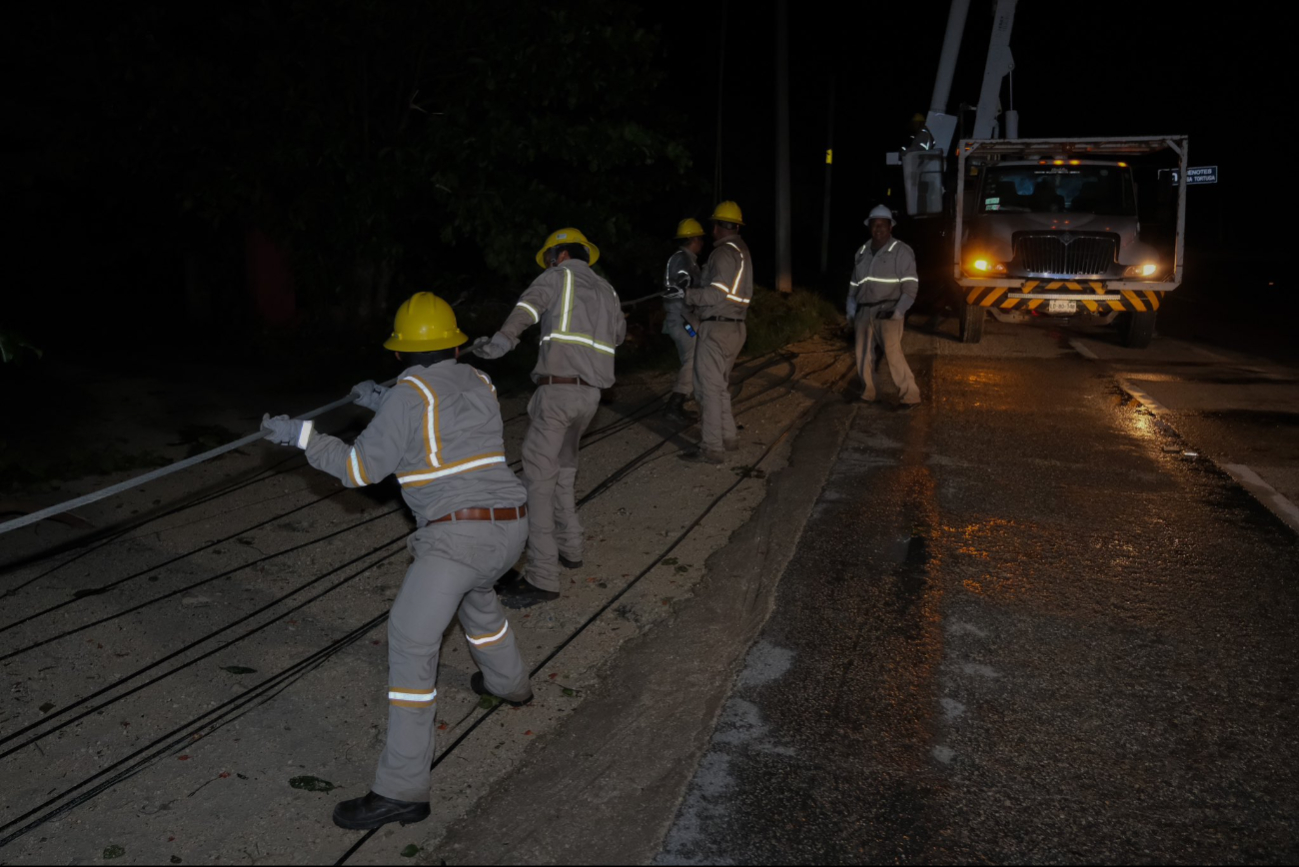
[664,393,698,423]
[332,791,430,830]
[470,671,534,707]
[558,553,583,569]
[496,570,560,608]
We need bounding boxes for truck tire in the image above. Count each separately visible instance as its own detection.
[959,302,985,343]
[1121,311,1156,348]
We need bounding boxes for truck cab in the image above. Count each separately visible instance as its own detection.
[954,137,1187,347]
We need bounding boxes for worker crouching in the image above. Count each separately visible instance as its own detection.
[260,292,532,830]
[473,228,626,608]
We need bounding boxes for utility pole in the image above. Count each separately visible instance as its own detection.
[714,0,729,202]
[819,75,835,276]
[775,0,793,293]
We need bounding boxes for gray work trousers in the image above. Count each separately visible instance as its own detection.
[520,384,601,592]
[693,320,746,453]
[373,517,530,803]
[854,312,920,404]
[662,300,696,396]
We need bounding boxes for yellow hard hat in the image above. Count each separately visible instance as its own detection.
[535,227,600,270]
[674,218,706,239]
[383,292,468,352]
[709,200,745,226]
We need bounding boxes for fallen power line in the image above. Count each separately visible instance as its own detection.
[0,379,397,537]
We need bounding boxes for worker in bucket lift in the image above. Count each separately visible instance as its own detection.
[681,200,753,464]
[472,228,626,609]
[260,292,532,831]
[662,218,706,423]
[846,204,922,409]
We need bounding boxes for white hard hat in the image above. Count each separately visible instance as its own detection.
[865,204,896,227]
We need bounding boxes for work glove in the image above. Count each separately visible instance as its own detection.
[350,380,388,412]
[846,298,858,320]
[891,309,905,321]
[261,414,313,449]
[472,332,513,360]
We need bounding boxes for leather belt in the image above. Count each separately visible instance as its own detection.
[430,505,528,524]
[540,375,597,388]
[701,316,744,323]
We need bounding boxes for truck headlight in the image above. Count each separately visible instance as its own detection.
[968,258,1007,276]
[1123,263,1159,278]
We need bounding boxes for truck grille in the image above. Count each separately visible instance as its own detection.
[1014,233,1117,277]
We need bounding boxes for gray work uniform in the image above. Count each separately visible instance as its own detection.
[663,247,700,396]
[302,360,530,803]
[686,235,752,453]
[848,238,921,405]
[494,259,626,592]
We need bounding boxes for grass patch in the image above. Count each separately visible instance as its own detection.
[742,285,842,357]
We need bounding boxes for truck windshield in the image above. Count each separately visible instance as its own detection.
[979,165,1135,216]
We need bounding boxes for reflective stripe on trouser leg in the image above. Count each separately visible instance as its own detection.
[372,537,464,803]
[521,386,600,593]
[667,321,696,397]
[854,312,878,401]
[694,321,746,453]
[457,521,530,702]
[873,318,920,404]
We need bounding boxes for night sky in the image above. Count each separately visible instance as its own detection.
[4,1,1277,361]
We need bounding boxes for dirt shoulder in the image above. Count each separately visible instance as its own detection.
[0,335,853,866]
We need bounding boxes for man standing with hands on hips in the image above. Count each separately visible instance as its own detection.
[682,201,752,464]
[847,204,922,408]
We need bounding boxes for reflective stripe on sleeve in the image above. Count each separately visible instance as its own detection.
[347,447,371,487]
[397,453,507,486]
[296,420,314,450]
[466,621,510,647]
[472,369,497,395]
[516,301,540,324]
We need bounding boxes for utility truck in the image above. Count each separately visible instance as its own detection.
[890,0,1187,348]
[955,136,1187,347]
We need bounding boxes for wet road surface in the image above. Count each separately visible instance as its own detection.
[660,330,1299,863]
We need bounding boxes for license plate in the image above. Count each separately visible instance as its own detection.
[1047,299,1078,314]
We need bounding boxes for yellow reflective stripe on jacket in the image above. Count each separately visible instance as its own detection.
[851,275,919,287]
[515,301,540,324]
[709,241,750,305]
[709,281,752,305]
[402,375,442,469]
[465,621,510,647]
[559,267,574,332]
[397,452,507,486]
[541,332,617,355]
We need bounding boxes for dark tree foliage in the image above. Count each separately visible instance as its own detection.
[8,1,698,342]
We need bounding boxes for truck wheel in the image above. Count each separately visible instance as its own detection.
[959,302,985,344]
[1121,311,1156,348]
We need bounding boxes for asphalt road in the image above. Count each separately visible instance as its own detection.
[659,319,1299,864]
